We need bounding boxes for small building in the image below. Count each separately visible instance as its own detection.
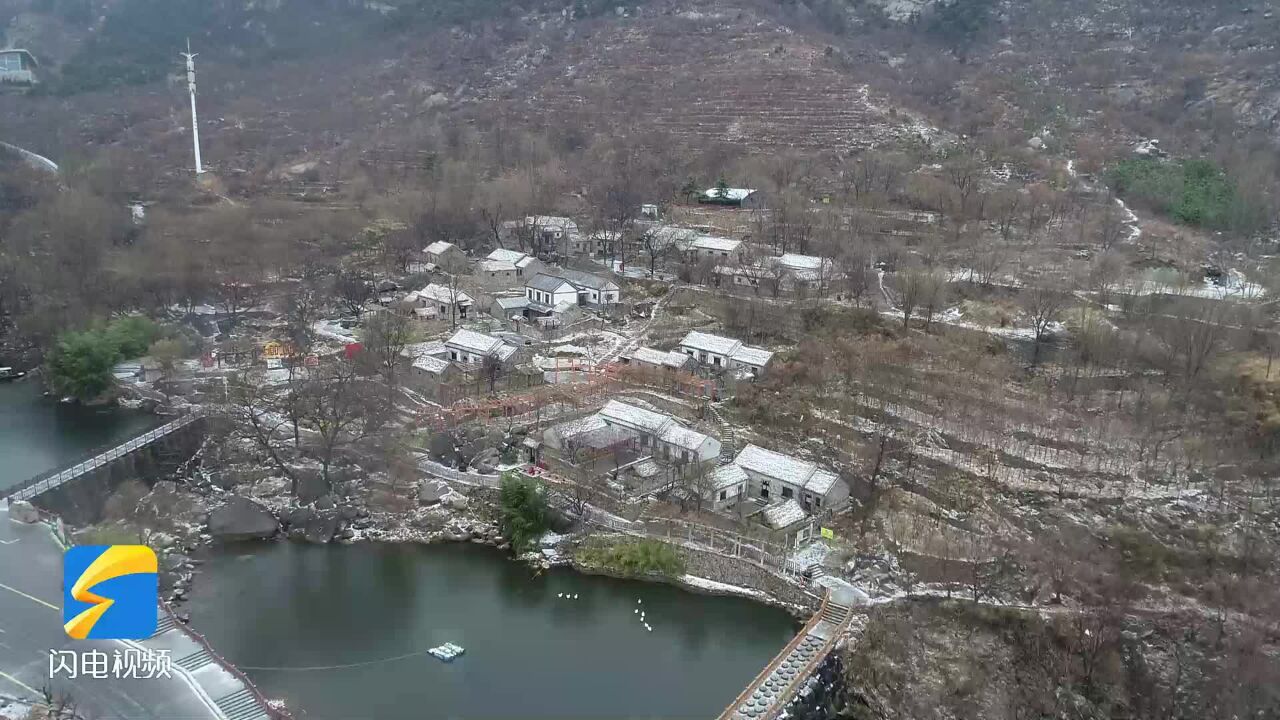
[544,400,721,472]
[712,444,848,513]
[500,216,581,256]
[640,204,660,220]
[699,187,764,209]
[423,241,467,270]
[443,329,519,366]
[412,283,474,321]
[401,342,461,393]
[525,274,579,309]
[525,269,621,308]
[477,259,519,280]
[0,49,38,86]
[485,248,543,278]
[688,235,743,261]
[621,346,697,373]
[775,253,832,288]
[677,331,774,376]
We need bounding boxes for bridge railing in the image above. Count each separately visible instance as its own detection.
[2,409,206,502]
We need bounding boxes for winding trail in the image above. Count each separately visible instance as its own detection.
[0,141,58,174]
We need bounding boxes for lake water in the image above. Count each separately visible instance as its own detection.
[0,380,162,491]
[188,542,799,720]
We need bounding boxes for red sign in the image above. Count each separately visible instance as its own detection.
[304,355,320,367]
[344,342,364,359]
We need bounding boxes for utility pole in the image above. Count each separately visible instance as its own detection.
[180,38,204,175]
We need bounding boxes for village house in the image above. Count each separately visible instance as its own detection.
[422,241,467,271]
[484,248,543,278]
[686,235,743,261]
[407,283,473,321]
[621,346,698,373]
[399,341,462,395]
[542,400,721,475]
[500,216,581,257]
[443,329,519,366]
[677,331,774,376]
[525,269,621,309]
[708,444,848,515]
[774,253,832,290]
[0,49,38,86]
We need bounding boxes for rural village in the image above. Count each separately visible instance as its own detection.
[1,0,1280,719]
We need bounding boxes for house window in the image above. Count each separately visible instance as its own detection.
[450,351,458,361]
[760,480,770,499]
[782,486,793,499]
[719,490,727,501]
[814,497,822,508]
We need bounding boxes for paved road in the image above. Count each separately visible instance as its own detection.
[0,503,247,720]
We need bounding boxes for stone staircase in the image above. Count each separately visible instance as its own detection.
[215,688,272,720]
[709,403,736,465]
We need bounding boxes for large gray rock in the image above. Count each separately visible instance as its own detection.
[442,491,469,511]
[302,511,340,544]
[8,500,39,524]
[418,479,452,505]
[207,497,279,541]
[293,469,330,505]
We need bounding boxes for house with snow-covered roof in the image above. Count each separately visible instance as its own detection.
[622,346,697,373]
[709,444,847,513]
[407,283,473,321]
[542,400,721,474]
[422,241,466,270]
[485,249,543,277]
[699,187,765,209]
[443,329,519,366]
[677,331,774,377]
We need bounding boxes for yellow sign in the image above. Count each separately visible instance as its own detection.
[820,527,835,540]
[262,341,298,360]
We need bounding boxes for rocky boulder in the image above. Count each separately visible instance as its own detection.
[301,511,340,544]
[8,500,39,524]
[442,491,469,511]
[418,479,452,505]
[207,497,279,541]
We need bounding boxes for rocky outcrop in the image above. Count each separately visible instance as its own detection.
[207,497,279,541]
[8,500,40,523]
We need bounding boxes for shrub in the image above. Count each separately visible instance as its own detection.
[498,473,549,553]
[1107,157,1265,234]
[577,539,685,578]
[46,330,121,402]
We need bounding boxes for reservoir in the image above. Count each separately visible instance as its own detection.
[188,541,799,720]
[0,380,162,491]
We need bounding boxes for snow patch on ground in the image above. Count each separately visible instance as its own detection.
[680,574,769,600]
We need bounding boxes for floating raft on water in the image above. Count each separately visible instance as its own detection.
[428,643,465,662]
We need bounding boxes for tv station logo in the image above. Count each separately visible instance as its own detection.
[62,545,158,640]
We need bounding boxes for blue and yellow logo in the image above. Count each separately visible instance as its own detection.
[63,545,158,640]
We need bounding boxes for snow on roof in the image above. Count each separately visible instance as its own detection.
[692,235,742,253]
[478,259,518,273]
[495,344,518,363]
[400,341,447,359]
[679,331,743,357]
[661,423,716,453]
[711,463,749,491]
[549,414,609,442]
[557,268,618,293]
[487,248,537,268]
[445,329,504,356]
[526,215,577,229]
[412,355,452,374]
[599,399,673,435]
[761,499,807,529]
[734,444,839,495]
[417,283,474,305]
[646,226,700,250]
[777,253,824,270]
[627,347,669,366]
[527,273,576,293]
[704,188,756,201]
[423,241,457,255]
[495,296,530,310]
[730,346,774,367]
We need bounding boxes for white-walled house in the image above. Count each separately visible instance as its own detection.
[707,444,848,513]
[687,235,743,261]
[525,269,621,308]
[677,331,774,376]
[525,274,579,309]
[411,283,473,320]
[485,249,543,278]
[423,241,467,270]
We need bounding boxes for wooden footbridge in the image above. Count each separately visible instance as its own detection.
[717,586,859,720]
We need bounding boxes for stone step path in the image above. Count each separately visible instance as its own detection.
[718,587,859,720]
[216,688,271,720]
[709,404,737,465]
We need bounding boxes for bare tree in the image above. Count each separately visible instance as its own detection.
[334,270,372,318]
[362,311,413,407]
[294,357,385,492]
[1021,285,1068,365]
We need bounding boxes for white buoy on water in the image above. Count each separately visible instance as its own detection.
[558,593,563,598]
[634,609,639,614]
[574,594,579,600]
